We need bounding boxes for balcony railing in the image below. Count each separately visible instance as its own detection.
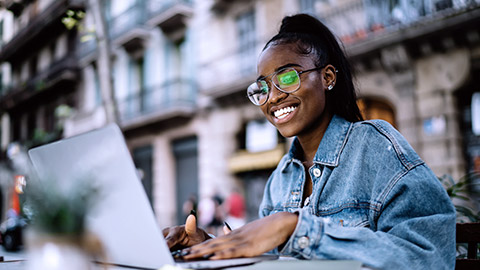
[317,0,480,45]
[118,79,196,121]
[108,1,147,40]
[198,40,261,96]
[0,0,85,63]
[147,0,192,18]
[146,0,193,42]
[0,55,79,111]
[77,34,97,59]
[0,83,12,97]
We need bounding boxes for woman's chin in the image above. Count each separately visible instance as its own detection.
[277,128,297,138]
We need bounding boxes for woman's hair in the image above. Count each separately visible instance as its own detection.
[264,14,363,122]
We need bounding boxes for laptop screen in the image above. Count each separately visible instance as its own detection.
[28,124,173,269]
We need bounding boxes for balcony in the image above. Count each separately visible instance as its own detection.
[4,0,27,17]
[198,40,261,104]
[0,0,85,63]
[146,0,193,42]
[76,34,97,59]
[211,0,248,14]
[0,55,79,112]
[316,0,480,58]
[108,1,149,52]
[118,79,197,132]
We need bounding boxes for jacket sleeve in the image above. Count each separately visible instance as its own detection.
[279,164,456,270]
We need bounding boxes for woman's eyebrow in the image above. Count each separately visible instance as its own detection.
[275,63,302,72]
[256,63,302,81]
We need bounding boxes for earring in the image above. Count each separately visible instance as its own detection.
[328,85,333,90]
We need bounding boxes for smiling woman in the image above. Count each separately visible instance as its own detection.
[162,14,456,270]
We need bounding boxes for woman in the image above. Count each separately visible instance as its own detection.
[163,14,456,269]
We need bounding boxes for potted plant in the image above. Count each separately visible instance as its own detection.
[23,177,104,270]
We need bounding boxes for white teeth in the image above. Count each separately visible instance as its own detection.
[273,106,297,119]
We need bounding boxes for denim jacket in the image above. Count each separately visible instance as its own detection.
[259,115,456,269]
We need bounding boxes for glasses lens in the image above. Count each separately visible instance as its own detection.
[247,80,269,105]
[274,68,300,92]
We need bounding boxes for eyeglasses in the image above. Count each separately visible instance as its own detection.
[247,66,324,106]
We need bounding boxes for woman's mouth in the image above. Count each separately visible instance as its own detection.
[273,106,297,120]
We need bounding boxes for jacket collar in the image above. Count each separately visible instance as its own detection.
[287,115,352,167]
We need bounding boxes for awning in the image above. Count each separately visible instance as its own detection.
[228,144,285,174]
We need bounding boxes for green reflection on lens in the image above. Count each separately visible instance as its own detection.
[260,81,269,94]
[278,70,298,86]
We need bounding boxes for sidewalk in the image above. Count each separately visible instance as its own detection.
[0,246,25,261]
[0,246,25,270]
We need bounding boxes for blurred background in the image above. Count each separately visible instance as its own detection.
[0,0,479,236]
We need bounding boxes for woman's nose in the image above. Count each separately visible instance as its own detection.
[268,83,288,104]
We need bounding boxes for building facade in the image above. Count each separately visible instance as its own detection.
[0,0,84,221]
[0,0,479,226]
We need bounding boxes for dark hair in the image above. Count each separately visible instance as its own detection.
[264,14,363,122]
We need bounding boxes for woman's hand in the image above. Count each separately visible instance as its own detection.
[182,212,298,260]
[162,214,211,251]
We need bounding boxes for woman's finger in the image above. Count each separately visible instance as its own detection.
[223,221,232,235]
[165,229,182,249]
[210,246,241,260]
[185,214,197,235]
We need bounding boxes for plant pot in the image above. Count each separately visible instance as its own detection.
[25,230,94,270]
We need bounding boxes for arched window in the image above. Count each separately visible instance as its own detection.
[358,97,396,127]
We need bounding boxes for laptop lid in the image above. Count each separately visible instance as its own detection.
[28,124,173,269]
[28,124,279,270]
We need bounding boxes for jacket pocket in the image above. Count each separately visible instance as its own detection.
[317,205,370,228]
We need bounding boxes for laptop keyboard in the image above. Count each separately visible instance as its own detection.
[171,250,213,262]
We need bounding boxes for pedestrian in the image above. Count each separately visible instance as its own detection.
[182,193,197,221]
[225,188,245,229]
[162,14,455,269]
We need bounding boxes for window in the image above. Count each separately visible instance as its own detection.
[104,0,112,22]
[44,103,56,133]
[245,119,278,153]
[358,97,396,127]
[29,56,37,80]
[236,10,256,75]
[364,0,429,29]
[472,92,480,136]
[93,63,102,107]
[126,55,145,117]
[432,0,453,11]
[458,89,480,208]
[49,41,57,62]
[133,145,154,209]
[0,20,4,48]
[173,136,198,224]
[27,111,35,141]
[300,0,316,14]
[12,114,20,142]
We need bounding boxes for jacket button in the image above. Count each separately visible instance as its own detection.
[312,168,321,177]
[297,236,310,249]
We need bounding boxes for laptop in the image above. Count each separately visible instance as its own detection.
[28,123,277,269]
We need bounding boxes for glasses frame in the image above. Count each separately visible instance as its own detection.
[247,66,325,106]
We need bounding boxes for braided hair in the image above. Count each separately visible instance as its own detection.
[264,14,363,122]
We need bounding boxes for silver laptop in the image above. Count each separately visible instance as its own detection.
[28,123,276,269]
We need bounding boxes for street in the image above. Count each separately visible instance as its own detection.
[0,246,25,262]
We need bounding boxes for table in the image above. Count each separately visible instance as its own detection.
[0,257,364,270]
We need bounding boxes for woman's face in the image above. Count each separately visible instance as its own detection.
[257,43,335,138]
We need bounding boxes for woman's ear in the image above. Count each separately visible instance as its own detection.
[323,65,337,91]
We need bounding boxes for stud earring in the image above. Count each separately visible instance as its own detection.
[328,85,334,90]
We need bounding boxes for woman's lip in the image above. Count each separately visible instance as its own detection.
[272,106,297,124]
[270,103,299,115]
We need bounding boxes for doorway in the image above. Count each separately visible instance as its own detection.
[173,136,199,224]
[133,145,154,210]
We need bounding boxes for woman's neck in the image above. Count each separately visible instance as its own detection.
[297,114,332,163]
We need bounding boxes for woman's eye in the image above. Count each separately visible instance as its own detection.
[260,81,269,93]
[278,71,298,85]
